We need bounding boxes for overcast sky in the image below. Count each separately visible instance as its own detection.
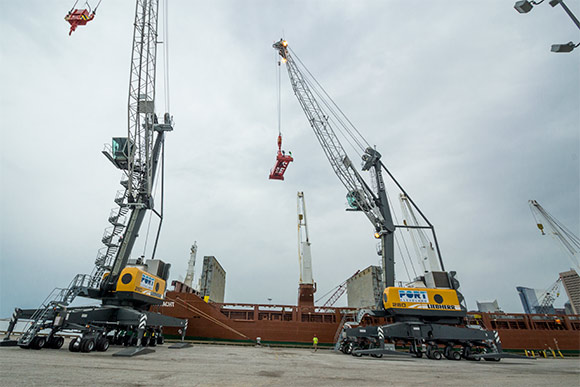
[1,0,579,318]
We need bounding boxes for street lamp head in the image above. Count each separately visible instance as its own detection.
[515,0,534,13]
[550,41,576,52]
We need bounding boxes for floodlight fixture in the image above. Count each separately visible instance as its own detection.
[515,0,535,13]
[550,41,577,52]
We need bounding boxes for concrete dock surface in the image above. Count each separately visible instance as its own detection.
[0,342,578,386]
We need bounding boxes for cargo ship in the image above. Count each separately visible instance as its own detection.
[156,280,580,354]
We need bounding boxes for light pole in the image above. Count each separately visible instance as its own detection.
[514,0,580,53]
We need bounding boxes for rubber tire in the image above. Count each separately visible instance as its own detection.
[431,350,443,360]
[31,336,46,350]
[141,336,149,347]
[149,334,157,347]
[69,338,81,352]
[444,346,454,360]
[451,350,462,361]
[81,338,95,353]
[52,336,64,349]
[345,343,353,354]
[157,335,165,345]
[484,357,501,362]
[96,338,110,352]
[352,350,363,357]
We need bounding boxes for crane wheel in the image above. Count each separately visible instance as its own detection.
[431,350,443,360]
[69,338,81,352]
[451,351,461,361]
[484,357,500,362]
[51,336,65,349]
[81,338,95,353]
[156,335,165,345]
[31,336,46,350]
[96,338,109,352]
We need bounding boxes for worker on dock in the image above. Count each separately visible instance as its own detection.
[312,335,318,352]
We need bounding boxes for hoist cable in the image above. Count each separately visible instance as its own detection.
[301,74,363,158]
[142,144,163,256]
[386,188,418,280]
[277,55,282,135]
[163,0,170,113]
[293,51,366,153]
[290,48,371,151]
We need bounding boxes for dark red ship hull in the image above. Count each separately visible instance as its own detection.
[156,286,580,353]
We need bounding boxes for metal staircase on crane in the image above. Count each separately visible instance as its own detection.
[17,274,92,347]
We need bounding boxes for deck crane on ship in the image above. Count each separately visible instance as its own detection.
[529,199,580,275]
[297,192,316,307]
[1,0,187,356]
[273,39,514,361]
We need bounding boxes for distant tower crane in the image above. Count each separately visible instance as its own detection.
[184,242,198,289]
[297,192,316,307]
[536,278,562,314]
[529,199,580,274]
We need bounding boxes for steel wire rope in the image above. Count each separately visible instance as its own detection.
[295,56,366,157]
[277,53,282,136]
[385,186,418,281]
[290,48,371,151]
[163,0,170,113]
[301,74,364,160]
[141,134,163,256]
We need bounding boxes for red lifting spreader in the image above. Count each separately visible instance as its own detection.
[64,0,101,36]
[65,9,95,35]
[269,134,293,180]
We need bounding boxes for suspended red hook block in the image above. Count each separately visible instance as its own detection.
[65,9,95,35]
[269,134,293,180]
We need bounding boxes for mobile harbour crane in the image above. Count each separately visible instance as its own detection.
[1,0,186,356]
[273,39,520,361]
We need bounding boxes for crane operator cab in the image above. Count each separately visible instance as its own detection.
[101,259,171,308]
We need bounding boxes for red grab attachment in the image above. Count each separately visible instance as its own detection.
[65,9,95,35]
[269,134,293,180]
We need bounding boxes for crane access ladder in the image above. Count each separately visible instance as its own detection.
[14,274,92,347]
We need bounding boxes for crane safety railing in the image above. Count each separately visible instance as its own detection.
[108,207,128,227]
[18,274,93,346]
